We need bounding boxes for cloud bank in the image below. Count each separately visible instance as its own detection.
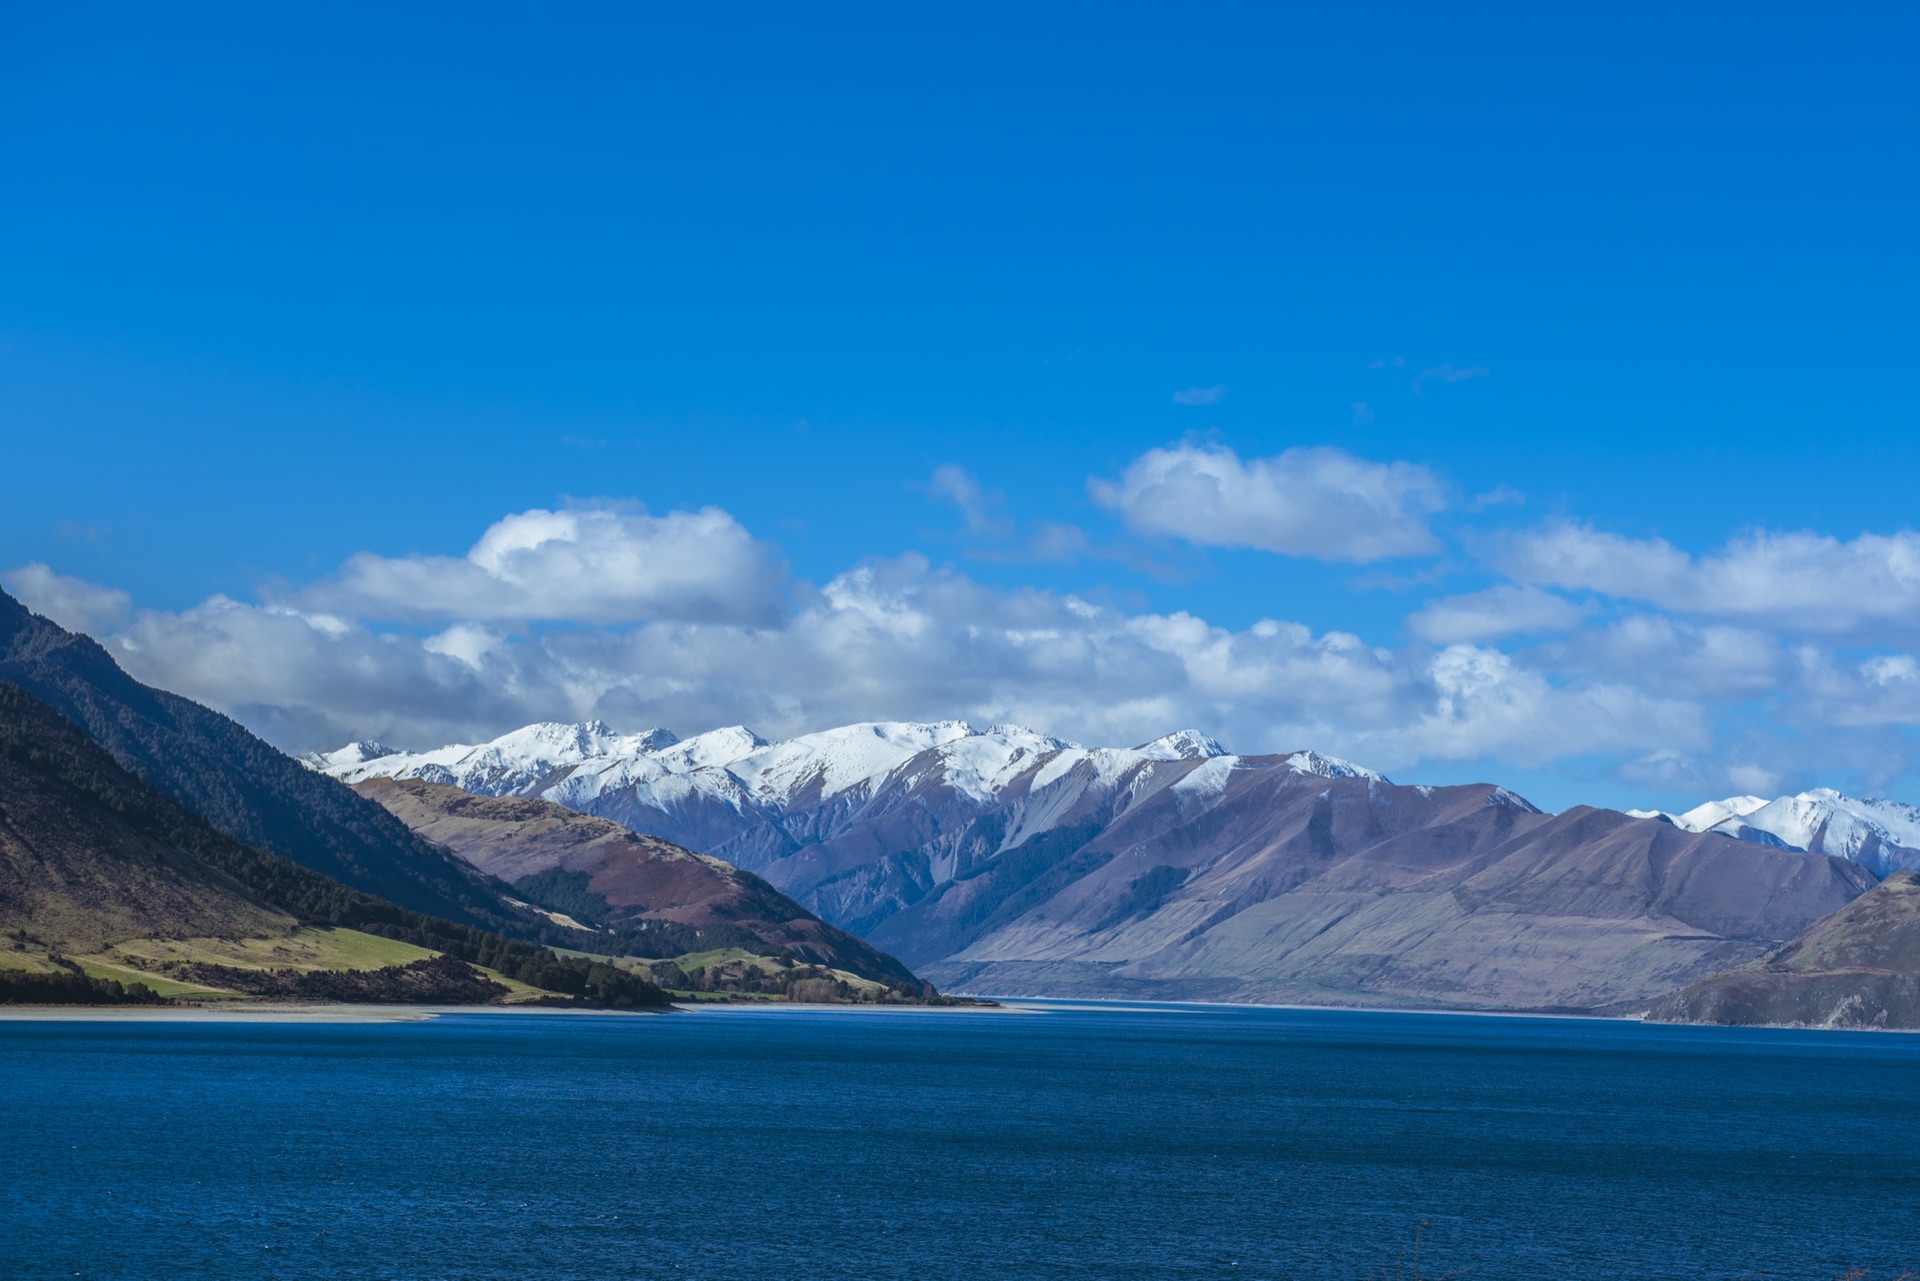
[20,547,1694,778]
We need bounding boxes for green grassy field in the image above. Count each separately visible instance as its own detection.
[0,948,65,976]
[101,926,438,974]
[68,957,237,999]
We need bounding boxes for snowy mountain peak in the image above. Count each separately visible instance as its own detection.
[493,720,677,758]
[649,726,767,774]
[1676,795,1769,832]
[1136,730,1229,760]
[1483,787,1542,813]
[1646,787,1920,877]
[1284,750,1385,782]
[302,740,398,771]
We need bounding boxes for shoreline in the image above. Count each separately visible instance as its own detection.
[2,994,1911,1033]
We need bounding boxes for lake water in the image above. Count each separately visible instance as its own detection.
[4,1003,1918,1280]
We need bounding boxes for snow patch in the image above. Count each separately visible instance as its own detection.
[1172,755,1239,799]
[1284,750,1385,782]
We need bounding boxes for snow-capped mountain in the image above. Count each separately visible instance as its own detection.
[311,719,1362,923]
[315,718,1885,1009]
[1632,789,1920,876]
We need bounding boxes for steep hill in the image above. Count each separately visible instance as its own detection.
[0,688,296,954]
[321,718,1877,1011]
[353,776,921,987]
[0,590,538,932]
[0,682,667,1007]
[1647,871,1920,1029]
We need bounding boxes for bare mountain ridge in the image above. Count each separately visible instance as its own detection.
[322,720,1876,1010]
[353,776,920,987]
[916,779,1873,1010]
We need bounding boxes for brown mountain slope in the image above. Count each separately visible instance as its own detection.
[352,776,923,988]
[1646,871,1920,1029]
[913,766,1876,1011]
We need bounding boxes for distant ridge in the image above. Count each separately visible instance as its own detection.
[1633,789,1920,876]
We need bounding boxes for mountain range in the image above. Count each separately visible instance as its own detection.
[314,719,1887,1012]
[9,574,1911,1024]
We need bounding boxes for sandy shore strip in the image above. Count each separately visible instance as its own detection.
[0,1002,678,1024]
[0,999,1005,1023]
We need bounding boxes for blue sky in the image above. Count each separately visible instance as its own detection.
[3,3,1918,812]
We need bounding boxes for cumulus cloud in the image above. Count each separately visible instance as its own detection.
[1088,443,1447,562]
[1408,585,1588,644]
[1403,644,1705,768]
[1497,523,1920,634]
[1,562,134,634]
[300,505,787,626]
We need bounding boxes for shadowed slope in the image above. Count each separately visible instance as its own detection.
[0,684,296,953]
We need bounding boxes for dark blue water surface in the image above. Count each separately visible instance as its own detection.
[4,1003,1919,1280]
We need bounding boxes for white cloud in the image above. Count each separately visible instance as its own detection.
[301,504,786,626]
[26,493,1920,803]
[1788,646,1920,729]
[1408,585,1587,644]
[1548,616,1788,700]
[1412,363,1489,393]
[1498,523,1920,634]
[1,562,134,634]
[1171,385,1227,406]
[1088,442,1447,562]
[1401,644,1705,768]
[927,465,1013,539]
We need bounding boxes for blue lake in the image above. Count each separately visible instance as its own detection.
[4,1003,1918,1279]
